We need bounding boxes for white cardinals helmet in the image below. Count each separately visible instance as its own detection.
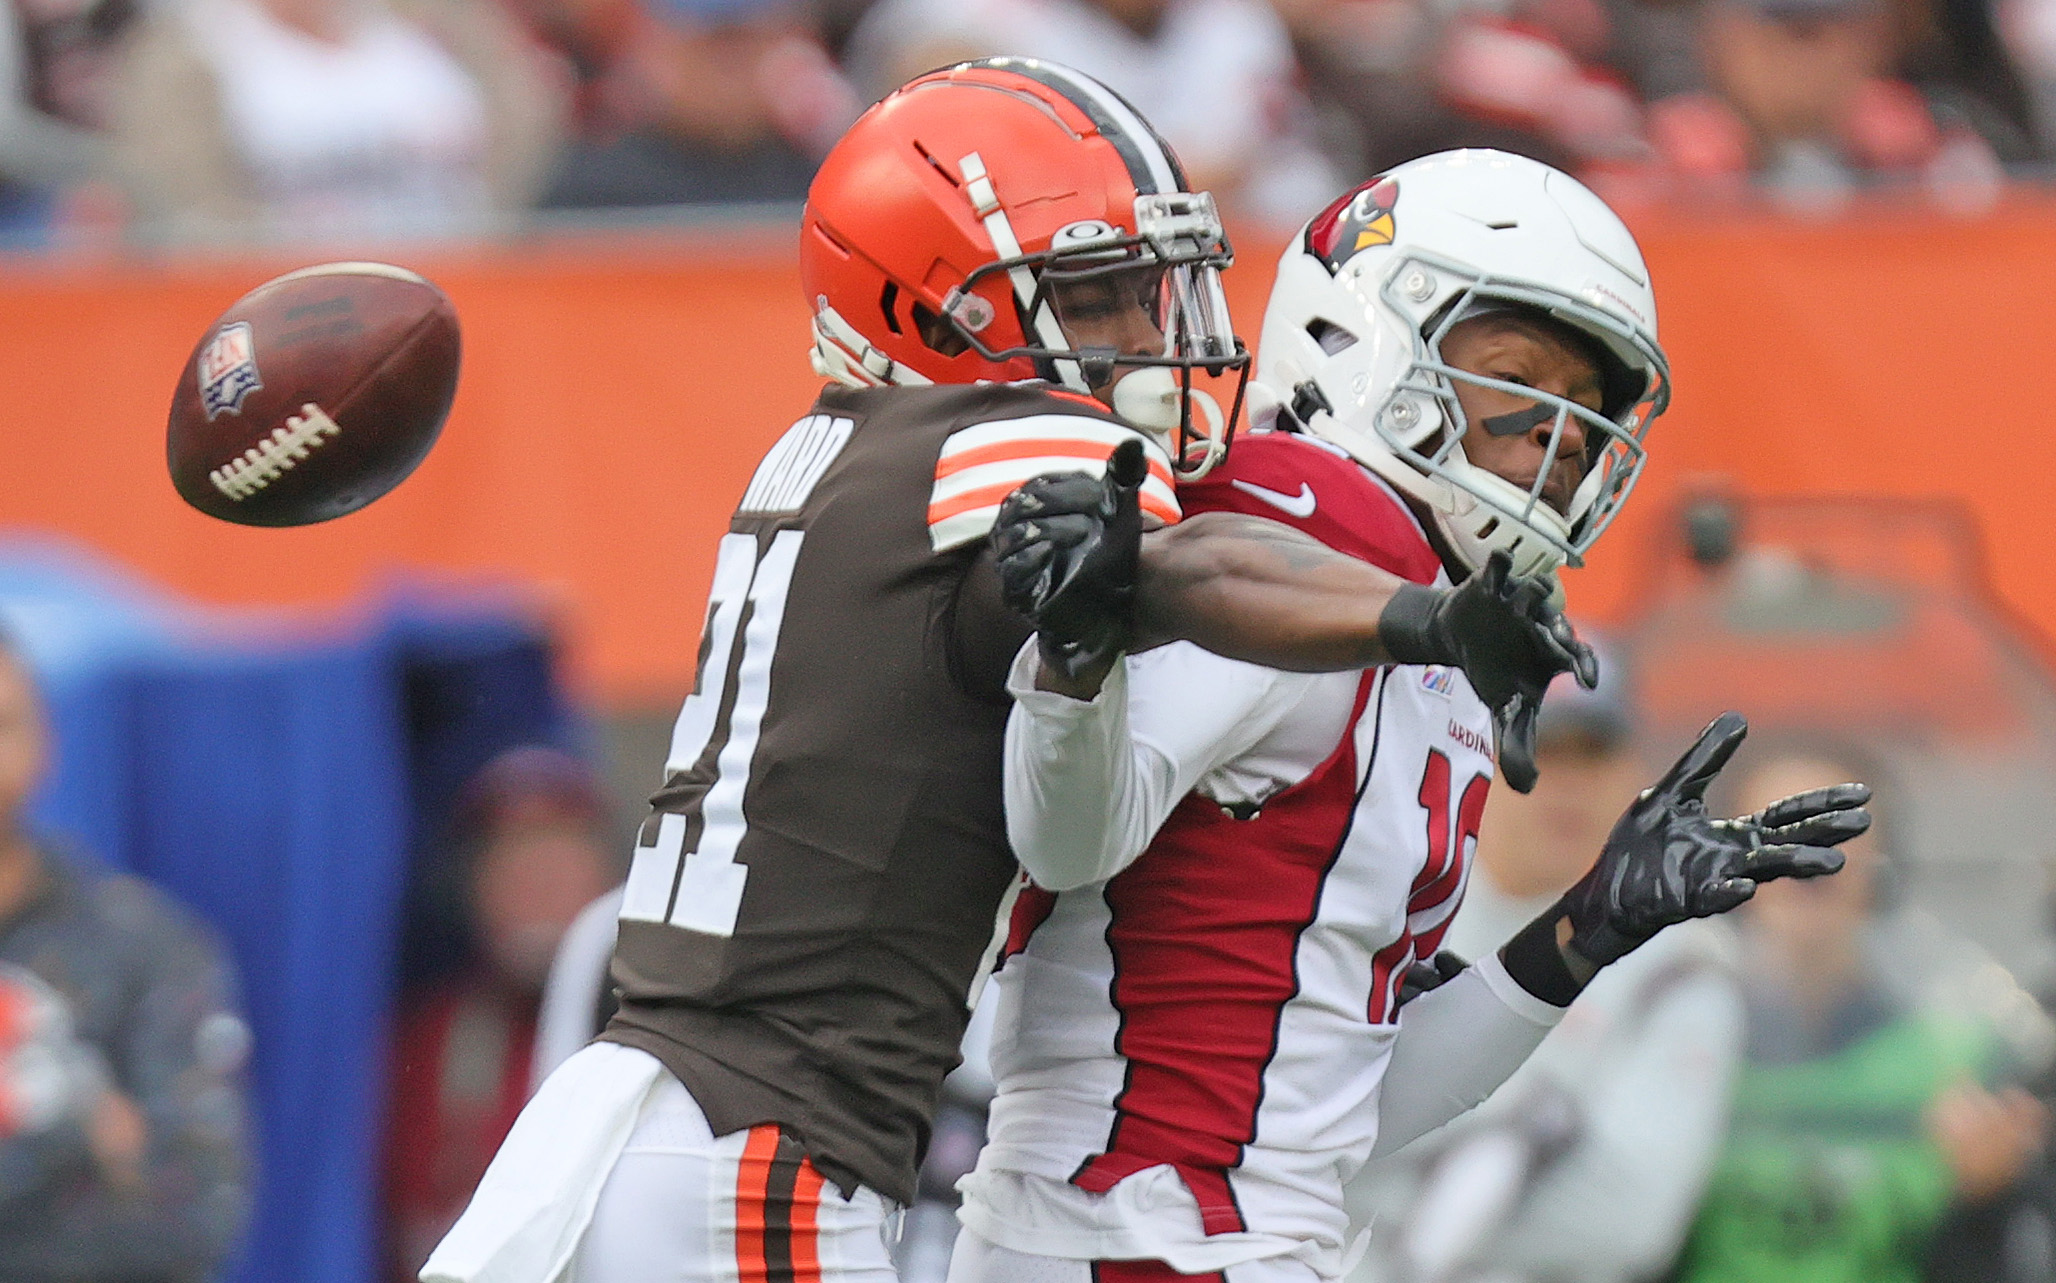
[1258,150,1670,577]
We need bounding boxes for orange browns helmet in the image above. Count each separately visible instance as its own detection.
[800,57,1249,476]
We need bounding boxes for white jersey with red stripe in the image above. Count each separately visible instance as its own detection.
[962,430,1499,1276]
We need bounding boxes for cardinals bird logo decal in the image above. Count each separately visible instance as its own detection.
[1307,176,1399,272]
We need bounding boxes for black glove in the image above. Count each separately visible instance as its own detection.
[990,437,1148,679]
[1559,711,1871,967]
[1396,949,1468,1008]
[1378,549,1597,794]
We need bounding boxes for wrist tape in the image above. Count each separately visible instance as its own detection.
[1378,583,1447,666]
[1499,907,1583,1008]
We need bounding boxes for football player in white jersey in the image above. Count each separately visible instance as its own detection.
[957,151,1875,1283]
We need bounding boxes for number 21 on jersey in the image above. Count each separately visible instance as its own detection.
[620,530,803,937]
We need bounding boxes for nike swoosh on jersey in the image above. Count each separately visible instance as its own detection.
[1229,479,1317,518]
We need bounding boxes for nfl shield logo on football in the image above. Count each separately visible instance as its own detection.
[198,322,262,419]
[1420,665,1456,697]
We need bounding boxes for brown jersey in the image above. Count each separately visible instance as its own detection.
[603,381,1180,1205]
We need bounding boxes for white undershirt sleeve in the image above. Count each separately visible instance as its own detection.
[1002,640,1310,892]
[1370,953,1567,1158]
[1487,964,1744,1278]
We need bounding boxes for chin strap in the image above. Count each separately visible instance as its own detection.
[1107,367,1229,480]
[808,302,934,388]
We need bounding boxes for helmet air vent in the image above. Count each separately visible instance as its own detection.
[1306,319,1359,355]
[910,141,961,187]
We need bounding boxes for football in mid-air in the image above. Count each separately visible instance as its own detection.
[166,261,461,526]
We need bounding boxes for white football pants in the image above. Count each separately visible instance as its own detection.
[946,1228,1322,1283]
[421,1042,901,1283]
[573,1069,904,1283]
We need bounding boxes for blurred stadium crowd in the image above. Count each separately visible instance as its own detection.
[2,0,2055,244]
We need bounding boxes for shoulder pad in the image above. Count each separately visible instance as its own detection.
[929,413,1179,552]
[1179,432,1442,584]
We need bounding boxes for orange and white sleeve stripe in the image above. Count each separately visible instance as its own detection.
[928,415,1181,553]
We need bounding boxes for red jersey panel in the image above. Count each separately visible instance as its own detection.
[1177,430,1443,586]
[974,429,1497,1273]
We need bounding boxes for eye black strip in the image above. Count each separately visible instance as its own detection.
[1481,402,1557,438]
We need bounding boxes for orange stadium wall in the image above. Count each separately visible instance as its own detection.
[7,202,2056,707]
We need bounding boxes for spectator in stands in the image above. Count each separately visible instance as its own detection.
[0,628,251,1282]
[0,0,119,241]
[841,0,1335,225]
[1630,0,2019,206]
[495,0,652,140]
[382,746,618,1282]
[105,0,563,244]
[1998,0,2056,153]
[1670,745,2049,1283]
[1888,0,2037,154]
[1270,0,1651,182]
[1345,642,1743,1283]
[536,0,857,209]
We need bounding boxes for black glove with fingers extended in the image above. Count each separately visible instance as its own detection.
[1560,711,1871,967]
[990,437,1148,679]
[1378,549,1598,795]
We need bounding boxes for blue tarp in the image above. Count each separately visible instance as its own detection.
[0,536,576,1283]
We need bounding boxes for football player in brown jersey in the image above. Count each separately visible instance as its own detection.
[424,60,1590,1283]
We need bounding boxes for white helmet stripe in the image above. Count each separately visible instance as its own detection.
[959,151,1086,391]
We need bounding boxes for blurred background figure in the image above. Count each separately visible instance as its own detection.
[1347,640,1745,1283]
[537,0,858,210]
[0,0,121,244]
[1269,0,1651,184]
[841,0,1336,225]
[1669,744,2052,1283]
[2000,0,2056,155]
[1631,0,2028,207]
[494,0,653,139]
[527,881,621,1088]
[381,745,618,1283]
[0,628,250,1283]
[104,0,563,244]
[1266,0,2043,211]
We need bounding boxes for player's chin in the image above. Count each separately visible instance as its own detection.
[1538,470,1583,518]
[1506,475,1572,518]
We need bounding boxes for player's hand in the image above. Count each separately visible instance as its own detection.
[1559,712,1871,967]
[1396,949,1467,1007]
[991,437,1147,680]
[1377,549,1597,793]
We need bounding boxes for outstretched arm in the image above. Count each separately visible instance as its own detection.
[1133,511,1409,672]
[1499,711,1871,1004]
[1374,713,1866,1151]
[992,439,1595,791]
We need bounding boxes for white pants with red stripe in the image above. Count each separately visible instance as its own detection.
[946,1228,1322,1283]
[422,1042,902,1283]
